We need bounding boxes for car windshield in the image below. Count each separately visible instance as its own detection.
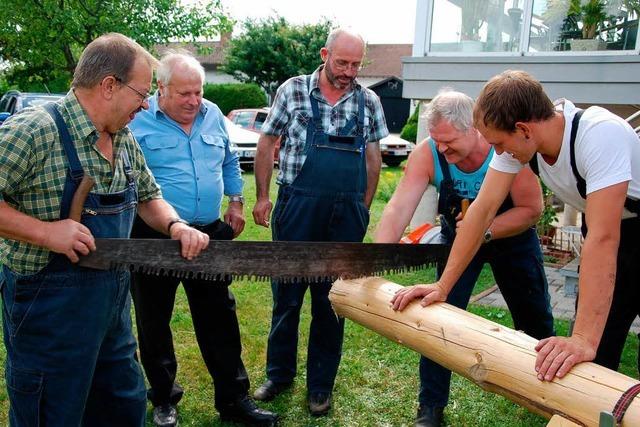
[24,95,62,107]
[254,113,268,130]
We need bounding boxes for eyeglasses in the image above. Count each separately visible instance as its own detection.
[329,54,362,72]
[114,76,150,102]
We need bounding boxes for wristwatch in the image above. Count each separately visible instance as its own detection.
[168,218,189,234]
[483,228,493,244]
[228,195,245,204]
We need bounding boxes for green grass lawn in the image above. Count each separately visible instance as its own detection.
[0,166,637,426]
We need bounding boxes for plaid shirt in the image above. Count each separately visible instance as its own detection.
[0,90,161,274]
[262,65,389,185]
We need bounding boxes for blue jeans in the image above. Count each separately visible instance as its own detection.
[2,260,146,427]
[418,229,555,407]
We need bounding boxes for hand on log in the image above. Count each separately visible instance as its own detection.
[390,282,447,311]
[535,335,597,382]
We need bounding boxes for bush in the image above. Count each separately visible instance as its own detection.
[202,83,267,115]
[400,107,419,143]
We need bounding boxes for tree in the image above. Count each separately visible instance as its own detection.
[0,0,231,91]
[222,16,333,100]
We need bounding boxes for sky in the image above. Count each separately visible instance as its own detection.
[219,0,418,44]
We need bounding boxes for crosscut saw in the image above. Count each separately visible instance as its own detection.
[72,175,449,281]
[78,239,449,282]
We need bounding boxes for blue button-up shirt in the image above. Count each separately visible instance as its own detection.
[130,93,243,225]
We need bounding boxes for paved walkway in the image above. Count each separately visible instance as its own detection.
[474,265,640,334]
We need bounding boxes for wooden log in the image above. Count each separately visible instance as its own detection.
[329,277,640,427]
[547,415,583,427]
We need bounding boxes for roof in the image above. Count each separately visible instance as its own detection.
[155,33,231,66]
[360,44,412,78]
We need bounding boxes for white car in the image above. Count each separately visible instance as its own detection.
[379,134,415,167]
[224,116,259,169]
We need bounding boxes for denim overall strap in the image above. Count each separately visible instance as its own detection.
[43,103,83,220]
[293,85,367,195]
[338,90,365,138]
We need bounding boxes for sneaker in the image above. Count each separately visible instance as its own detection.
[415,405,444,427]
[253,379,293,402]
[308,392,332,417]
[218,394,279,426]
[153,404,178,427]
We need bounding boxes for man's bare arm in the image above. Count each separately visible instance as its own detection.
[485,166,543,239]
[535,181,627,380]
[0,201,95,263]
[375,141,434,243]
[253,134,279,227]
[364,141,382,208]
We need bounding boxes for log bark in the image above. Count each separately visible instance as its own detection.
[329,277,640,427]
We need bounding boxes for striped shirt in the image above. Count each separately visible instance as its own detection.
[262,65,389,185]
[0,90,161,274]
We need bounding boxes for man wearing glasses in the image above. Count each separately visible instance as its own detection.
[252,28,388,416]
[0,33,210,426]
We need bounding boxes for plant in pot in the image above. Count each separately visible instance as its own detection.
[538,181,559,246]
[460,0,489,51]
[545,0,640,50]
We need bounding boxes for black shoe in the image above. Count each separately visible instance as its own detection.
[219,395,279,426]
[415,405,444,427]
[153,404,178,427]
[308,392,332,417]
[253,379,292,402]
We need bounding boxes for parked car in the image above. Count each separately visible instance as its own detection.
[224,116,259,170]
[227,107,280,164]
[0,91,64,125]
[379,134,415,167]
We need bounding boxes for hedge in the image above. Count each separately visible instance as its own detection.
[400,107,419,143]
[202,83,267,115]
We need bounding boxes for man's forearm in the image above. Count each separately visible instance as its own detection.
[571,235,618,351]
[138,198,180,235]
[254,136,276,200]
[489,206,540,239]
[364,145,382,208]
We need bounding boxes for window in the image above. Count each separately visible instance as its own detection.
[529,0,639,52]
[233,112,253,128]
[254,113,268,131]
[430,0,525,53]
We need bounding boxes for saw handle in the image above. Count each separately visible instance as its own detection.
[461,198,470,219]
[69,175,95,222]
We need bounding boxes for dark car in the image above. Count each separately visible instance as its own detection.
[0,91,65,125]
[227,107,280,165]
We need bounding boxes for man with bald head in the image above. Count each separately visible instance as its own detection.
[252,28,389,416]
[129,52,277,427]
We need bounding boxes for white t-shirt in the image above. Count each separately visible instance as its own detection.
[490,100,640,218]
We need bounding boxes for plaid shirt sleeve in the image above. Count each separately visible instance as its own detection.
[0,111,54,204]
[261,79,294,136]
[365,90,390,143]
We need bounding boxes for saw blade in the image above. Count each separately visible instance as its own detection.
[78,239,449,282]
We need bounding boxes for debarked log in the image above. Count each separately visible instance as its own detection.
[329,277,640,427]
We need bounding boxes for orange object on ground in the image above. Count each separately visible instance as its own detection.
[400,223,436,244]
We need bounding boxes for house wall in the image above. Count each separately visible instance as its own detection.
[402,55,640,105]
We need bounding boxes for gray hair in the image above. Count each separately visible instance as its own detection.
[325,28,365,52]
[156,50,205,86]
[72,33,158,89]
[423,88,475,132]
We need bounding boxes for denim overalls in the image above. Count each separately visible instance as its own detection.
[1,103,146,426]
[265,84,370,394]
[418,147,555,409]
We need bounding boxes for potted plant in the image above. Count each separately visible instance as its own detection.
[460,0,488,51]
[545,0,640,50]
[537,182,559,246]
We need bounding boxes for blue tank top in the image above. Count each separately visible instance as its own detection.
[428,138,494,199]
